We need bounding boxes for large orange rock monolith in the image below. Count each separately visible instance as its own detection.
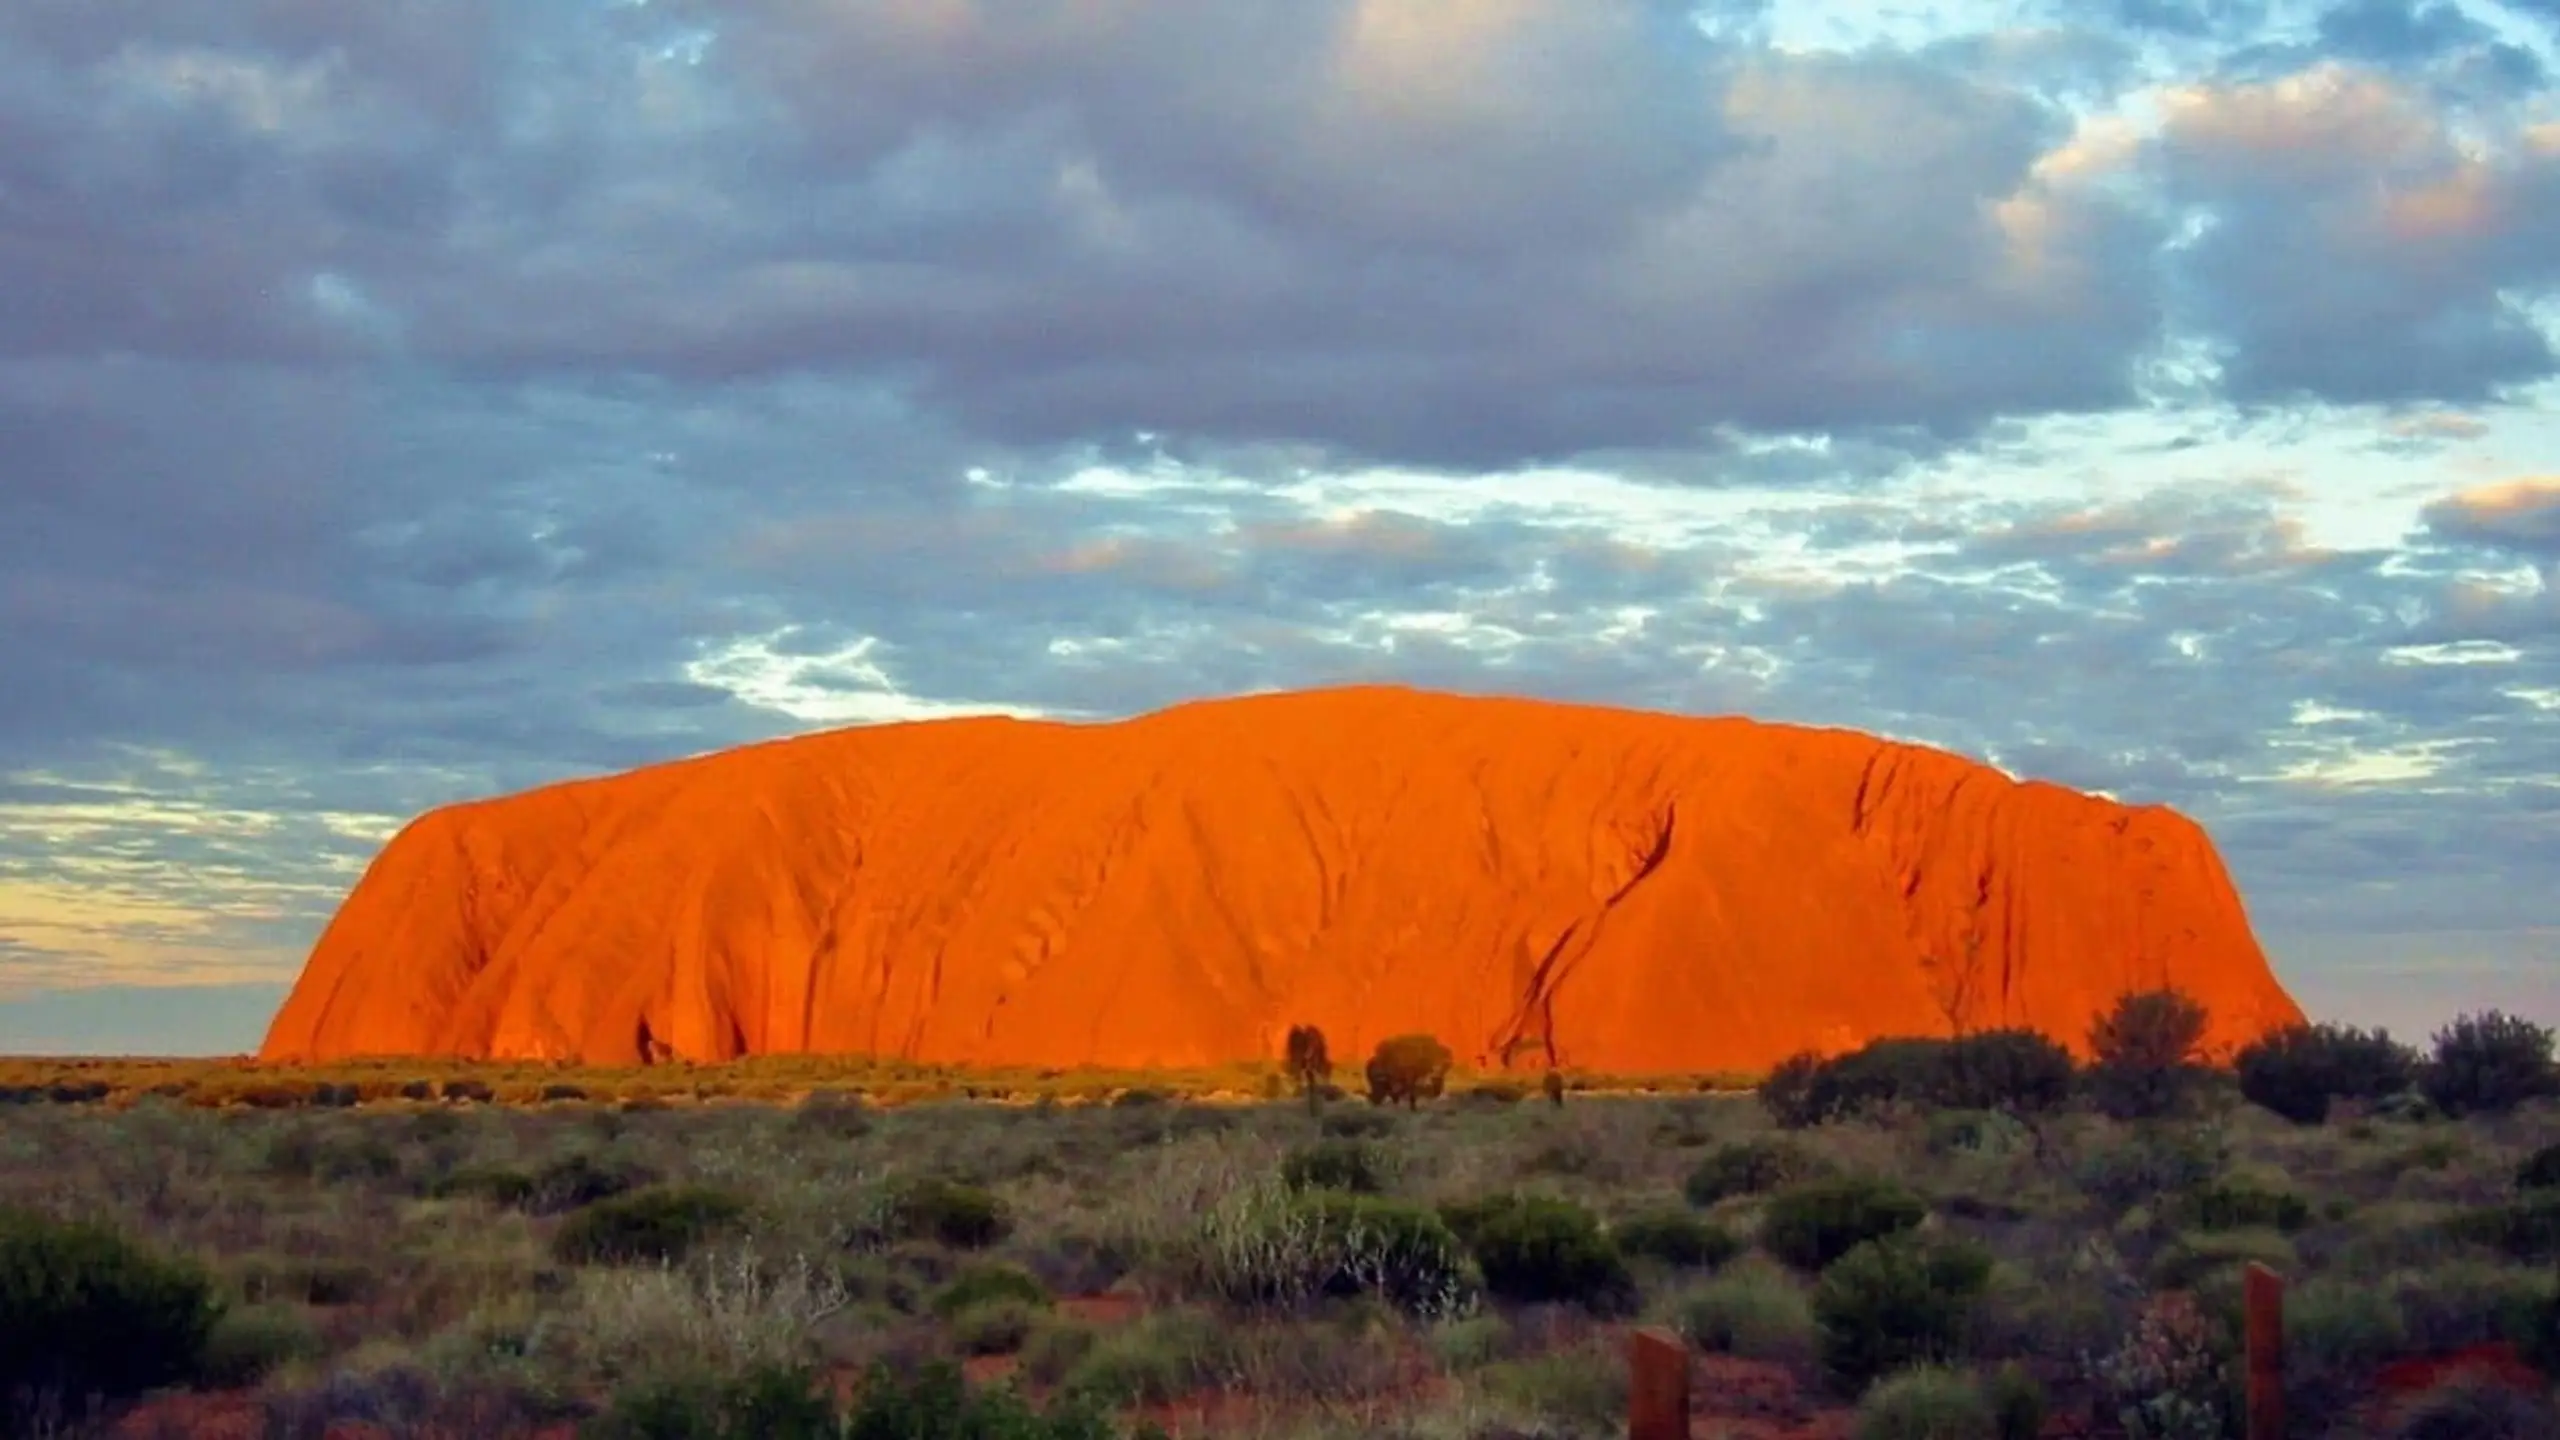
[258,685,2304,1070]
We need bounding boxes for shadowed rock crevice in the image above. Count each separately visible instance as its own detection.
[259,686,2305,1071]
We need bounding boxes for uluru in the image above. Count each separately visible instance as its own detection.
[259,686,2304,1072]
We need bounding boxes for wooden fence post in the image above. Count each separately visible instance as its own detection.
[2244,1261,2284,1440]
[1628,1326,1688,1440]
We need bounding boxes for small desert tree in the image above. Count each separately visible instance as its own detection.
[1365,1034,1454,1110]
[1285,1024,1333,1115]
[2087,988,2210,1120]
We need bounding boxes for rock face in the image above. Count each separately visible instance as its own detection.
[259,686,2304,1071]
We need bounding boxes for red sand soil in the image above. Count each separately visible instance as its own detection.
[259,685,2303,1072]
[2372,1341,2548,1401]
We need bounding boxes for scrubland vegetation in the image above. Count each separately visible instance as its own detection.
[0,997,2554,1439]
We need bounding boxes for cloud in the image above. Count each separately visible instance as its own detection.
[0,0,2186,471]
[1,0,2557,1043]
[2315,0,2547,90]
[2421,476,2560,553]
[2153,62,2560,406]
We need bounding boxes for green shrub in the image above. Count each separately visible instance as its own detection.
[2420,1010,2559,1118]
[2073,1126,2222,1209]
[1020,1231,1134,1299]
[0,1209,223,1427]
[433,1164,538,1208]
[789,1089,872,1139]
[2282,1277,2409,1436]
[2522,1280,2560,1383]
[524,1152,654,1215]
[1853,1365,1990,1440]
[581,1363,840,1440]
[2386,1260,2553,1355]
[1319,1108,1396,1140]
[949,1299,1045,1357]
[1183,1186,1475,1319]
[1967,1265,2119,1371]
[1295,1193,1475,1317]
[864,1177,1011,1250]
[1475,1342,1628,1433]
[1676,1259,1818,1362]
[2443,1192,2560,1262]
[932,1264,1052,1319]
[1427,1313,1514,1372]
[1941,1029,2077,1115]
[1922,1109,2032,1159]
[1612,1209,1740,1270]
[1812,1235,1994,1389]
[1279,1139,1386,1194]
[2145,1228,2297,1291]
[195,1301,324,1388]
[1685,1137,1824,1207]
[1017,1317,1101,1388]
[1759,1177,1928,1272]
[2517,1143,2560,1193]
[1129,1102,1232,1146]
[551,1186,748,1266]
[227,1253,380,1307]
[265,1127,402,1185]
[1763,1031,2073,1129]
[1058,1311,1224,1408]
[1519,1125,1622,1180]
[1761,1052,1830,1128]
[235,1082,313,1109]
[1436,1195,1634,1313]
[1814,1039,1961,1118]
[2175,1180,2311,1234]
[1988,1361,2047,1440]
[2235,1023,2418,1124]
[257,1360,536,1437]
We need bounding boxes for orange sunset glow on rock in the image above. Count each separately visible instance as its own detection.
[260,685,2303,1071]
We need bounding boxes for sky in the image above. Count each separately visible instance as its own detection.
[1,0,2557,1056]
